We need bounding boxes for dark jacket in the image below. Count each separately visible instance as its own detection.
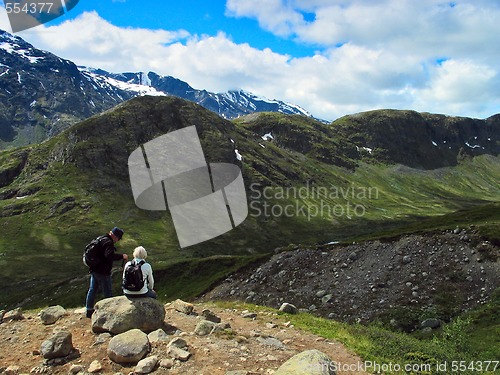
[92,234,123,275]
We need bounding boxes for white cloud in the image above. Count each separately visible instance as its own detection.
[16,12,190,72]
[226,0,305,37]
[415,59,500,115]
[1,1,499,121]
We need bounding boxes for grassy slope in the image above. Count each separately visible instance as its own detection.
[215,292,500,375]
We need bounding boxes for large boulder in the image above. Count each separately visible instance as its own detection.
[92,296,165,334]
[107,329,150,364]
[274,350,336,375]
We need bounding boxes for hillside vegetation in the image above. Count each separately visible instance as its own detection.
[0,97,498,311]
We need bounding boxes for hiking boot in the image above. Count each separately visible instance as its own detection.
[86,309,94,318]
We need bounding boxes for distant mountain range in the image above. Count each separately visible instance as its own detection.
[0,29,310,149]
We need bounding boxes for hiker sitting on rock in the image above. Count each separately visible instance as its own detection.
[122,246,156,299]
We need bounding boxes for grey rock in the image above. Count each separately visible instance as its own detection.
[279,303,298,314]
[107,329,150,364]
[39,305,66,325]
[348,251,358,261]
[135,355,158,374]
[3,308,24,321]
[171,299,194,315]
[147,328,169,343]
[421,318,441,329]
[87,360,102,373]
[159,358,174,369]
[94,332,112,345]
[256,336,285,349]
[92,296,165,334]
[194,320,217,336]
[242,312,257,319]
[40,330,73,359]
[316,290,327,298]
[403,255,412,264]
[69,364,84,374]
[201,309,221,323]
[321,294,333,304]
[274,349,336,374]
[167,345,191,361]
[167,337,187,349]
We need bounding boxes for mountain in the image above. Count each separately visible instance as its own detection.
[236,109,500,169]
[87,68,311,119]
[0,95,498,311]
[0,30,131,148]
[0,30,310,149]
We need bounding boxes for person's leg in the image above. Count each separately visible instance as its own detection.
[101,274,113,299]
[85,272,99,318]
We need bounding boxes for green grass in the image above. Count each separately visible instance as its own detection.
[1,149,499,309]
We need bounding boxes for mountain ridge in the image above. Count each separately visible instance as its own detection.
[0,29,311,149]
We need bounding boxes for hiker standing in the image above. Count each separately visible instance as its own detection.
[85,227,128,318]
[122,246,157,299]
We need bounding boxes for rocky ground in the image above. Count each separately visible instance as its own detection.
[204,228,499,329]
[0,301,367,375]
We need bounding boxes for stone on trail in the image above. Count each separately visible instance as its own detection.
[171,299,194,315]
[39,305,66,325]
[135,355,159,374]
[40,330,73,359]
[107,329,150,364]
[274,349,336,374]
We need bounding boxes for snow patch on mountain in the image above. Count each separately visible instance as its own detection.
[79,68,166,97]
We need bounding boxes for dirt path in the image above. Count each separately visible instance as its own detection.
[0,303,370,374]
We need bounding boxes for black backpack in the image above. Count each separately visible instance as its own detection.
[83,235,108,269]
[122,260,145,291]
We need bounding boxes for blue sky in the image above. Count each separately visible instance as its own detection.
[1,0,500,120]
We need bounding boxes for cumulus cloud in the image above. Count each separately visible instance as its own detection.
[223,0,500,118]
[1,1,499,120]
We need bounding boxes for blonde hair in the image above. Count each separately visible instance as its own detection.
[133,246,147,260]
